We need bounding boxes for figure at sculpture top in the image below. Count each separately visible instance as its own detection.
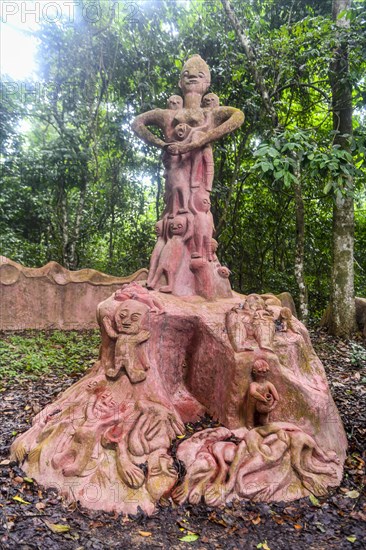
[132,55,244,299]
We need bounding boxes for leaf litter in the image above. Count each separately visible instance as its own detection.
[0,328,365,549]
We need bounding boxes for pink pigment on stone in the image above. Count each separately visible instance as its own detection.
[11,55,347,515]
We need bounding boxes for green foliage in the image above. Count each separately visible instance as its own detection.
[0,330,99,387]
[349,342,366,369]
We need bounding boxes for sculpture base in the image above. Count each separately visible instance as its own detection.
[11,290,347,515]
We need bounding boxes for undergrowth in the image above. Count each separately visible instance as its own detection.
[0,330,100,388]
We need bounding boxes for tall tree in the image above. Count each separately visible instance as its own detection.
[328,0,356,336]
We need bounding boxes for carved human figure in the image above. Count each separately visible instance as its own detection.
[51,389,119,477]
[245,359,279,429]
[148,214,193,293]
[114,282,163,312]
[147,219,167,288]
[191,92,220,192]
[132,55,244,211]
[189,190,214,260]
[102,300,150,383]
[172,427,231,505]
[146,450,178,501]
[226,294,275,352]
[228,423,340,499]
[174,423,340,506]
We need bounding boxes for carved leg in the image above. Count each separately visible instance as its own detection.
[172,454,216,505]
[159,270,173,293]
[116,439,145,489]
[204,442,236,505]
[148,267,164,290]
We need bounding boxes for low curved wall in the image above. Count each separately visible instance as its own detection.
[0,257,147,331]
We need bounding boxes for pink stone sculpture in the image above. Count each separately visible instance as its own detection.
[245,359,279,429]
[11,56,347,516]
[132,54,244,297]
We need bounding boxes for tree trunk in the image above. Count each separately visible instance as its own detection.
[328,0,356,336]
[60,189,69,269]
[293,165,308,324]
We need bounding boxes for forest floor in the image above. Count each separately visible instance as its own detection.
[0,328,365,550]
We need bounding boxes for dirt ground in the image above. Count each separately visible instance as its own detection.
[0,329,365,550]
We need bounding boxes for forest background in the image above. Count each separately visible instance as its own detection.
[1,0,366,326]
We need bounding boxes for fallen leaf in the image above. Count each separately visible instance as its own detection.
[138,531,152,537]
[346,535,357,543]
[272,515,285,525]
[89,520,105,528]
[0,460,10,465]
[257,542,271,550]
[252,516,261,525]
[23,477,33,483]
[179,534,199,542]
[176,435,186,439]
[345,490,360,499]
[35,502,46,511]
[45,521,71,534]
[309,494,321,507]
[13,476,24,484]
[294,524,302,530]
[12,495,31,505]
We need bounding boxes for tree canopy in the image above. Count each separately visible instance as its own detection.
[1,0,365,321]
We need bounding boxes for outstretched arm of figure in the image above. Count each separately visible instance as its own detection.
[166,107,244,155]
[102,316,118,339]
[131,109,167,149]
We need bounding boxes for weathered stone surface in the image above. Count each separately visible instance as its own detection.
[132,55,244,299]
[0,256,147,331]
[10,55,347,516]
[11,287,346,515]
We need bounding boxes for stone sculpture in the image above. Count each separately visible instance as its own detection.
[245,359,279,429]
[132,54,244,298]
[11,56,347,516]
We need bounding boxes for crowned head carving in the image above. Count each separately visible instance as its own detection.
[252,359,270,379]
[179,54,211,96]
